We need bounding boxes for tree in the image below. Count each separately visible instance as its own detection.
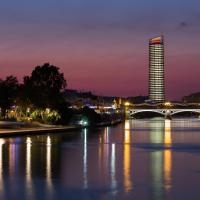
[0,76,19,118]
[81,106,101,125]
[23,63,67,109]
[183,92,200,103]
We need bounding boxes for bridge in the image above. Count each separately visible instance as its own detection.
[129,109,200,117]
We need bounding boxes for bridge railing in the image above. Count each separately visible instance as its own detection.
[129,109,200,117]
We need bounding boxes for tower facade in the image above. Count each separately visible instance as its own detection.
[149,36,165,102]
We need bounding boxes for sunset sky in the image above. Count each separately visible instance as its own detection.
[1,0,200,100]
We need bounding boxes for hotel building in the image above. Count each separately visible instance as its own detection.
[149,36,165,102]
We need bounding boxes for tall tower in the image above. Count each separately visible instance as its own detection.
[149,36,165,102]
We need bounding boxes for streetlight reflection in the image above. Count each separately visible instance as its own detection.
[46,136,53,192]
[164,119,172,191]
[83,128,88,189]
[26,137,33,198]
[103,127,109,171]
[104,127,109,144]
[164,119,172,146]
[124,120,132,192]
[0,139,5,197]
[111,143,117,193]
[9,139,16,176]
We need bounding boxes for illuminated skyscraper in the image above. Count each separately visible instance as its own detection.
[149,36,165,102]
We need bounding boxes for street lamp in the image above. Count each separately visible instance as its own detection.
[124,102,130,107]
[164,102,172,107]
[46,108,50,114]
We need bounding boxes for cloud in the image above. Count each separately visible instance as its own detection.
[179,21,188,29]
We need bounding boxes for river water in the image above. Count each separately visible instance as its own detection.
[0,118,200,200]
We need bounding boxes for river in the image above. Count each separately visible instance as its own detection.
[0,118,200,200]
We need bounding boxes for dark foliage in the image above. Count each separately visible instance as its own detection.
[0,76,19,117]
[183,92,200,103]
[56,101,74,124]
[127,96,148,104]
[23,63,67,109]
[81,106,101,125]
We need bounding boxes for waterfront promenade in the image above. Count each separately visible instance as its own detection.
[0,119,122,137]
[0,125,80,137]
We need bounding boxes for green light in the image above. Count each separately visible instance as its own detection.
[80,119,88,126]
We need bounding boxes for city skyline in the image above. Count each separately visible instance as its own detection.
[0,0,200,100]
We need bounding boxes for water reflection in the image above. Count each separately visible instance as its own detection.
[164,119,172,191]
[83,128,88,189]
[110,143,117,193]
[124,120,132,192]
[149,119,172,199]
[1,118,200,199]
[103,127,109,172]
[0,139,5,198]
[103,127,109,183]
[9,139,16,176]
[164,119,172,146]
[46,136,53,195]
[26,137,32,198]
[149,118,164,144]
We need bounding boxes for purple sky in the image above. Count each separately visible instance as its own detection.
[1,0,200,100]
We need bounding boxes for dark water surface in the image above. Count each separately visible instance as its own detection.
[1,118,200,200]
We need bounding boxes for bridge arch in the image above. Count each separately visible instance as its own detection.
[129,110,166,116]
[129,109,200,117]
[171,110,200,116]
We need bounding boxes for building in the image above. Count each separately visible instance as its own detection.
[149,36,165,102]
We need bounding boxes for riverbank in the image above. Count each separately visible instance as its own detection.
[95,118,123,127]
[0,119,123,137]
[0,126,82,137]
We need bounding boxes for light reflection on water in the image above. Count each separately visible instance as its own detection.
[0,118,200,199]
[26,137,32,199]
[0,139,5,198]
[83,128,88,189]
[164,120,172,192]
[46,136,54,199]
[124,120,132,193]
[111,143,117,193]
[149,119,172,200]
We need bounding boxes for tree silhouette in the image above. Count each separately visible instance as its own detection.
[0,76,19,118]
[23,63,67,109]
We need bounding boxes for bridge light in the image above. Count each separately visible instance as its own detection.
[164,102,172,107]
[124,102,130,107]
